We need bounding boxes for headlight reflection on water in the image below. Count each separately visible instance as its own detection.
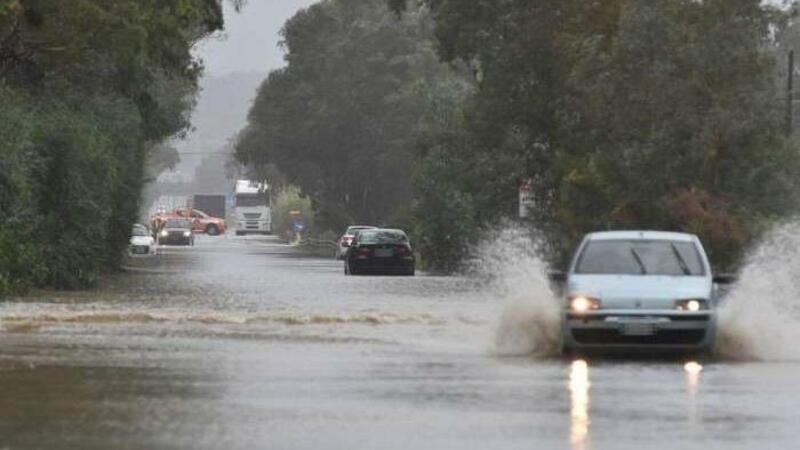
[569,359,591,450]
[684,361,703,424]
[684,361,703,394]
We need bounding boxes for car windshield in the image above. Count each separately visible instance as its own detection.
[131,227,149,237]
[357,230,408,244]
[165,219,192,229]
[575,239,705,276]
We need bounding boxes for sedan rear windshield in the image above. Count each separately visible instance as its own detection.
[575,240,705,276]
[357,230,408,244]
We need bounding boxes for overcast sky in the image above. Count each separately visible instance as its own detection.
[196,0,319,77]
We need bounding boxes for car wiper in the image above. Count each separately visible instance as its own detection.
[630,247,647,275]
[670,243,692,275]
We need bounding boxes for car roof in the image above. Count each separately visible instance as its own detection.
[585,230,697,242]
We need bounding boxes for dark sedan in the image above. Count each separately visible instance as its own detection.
[157,218,195,246]
[344,229,415,276]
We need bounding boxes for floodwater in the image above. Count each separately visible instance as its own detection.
[1,234,799,450]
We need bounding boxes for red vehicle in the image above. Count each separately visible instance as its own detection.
[173,207,226,235]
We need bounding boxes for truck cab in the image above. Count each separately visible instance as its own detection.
[234,180,272,236]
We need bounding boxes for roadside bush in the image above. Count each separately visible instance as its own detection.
[0,1,229,297]
[272,185,315,240]
[412,149,478,273]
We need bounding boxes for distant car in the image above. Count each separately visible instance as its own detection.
[157,218,195,246]
[344,228,415,276]
[173,207,226,236]
[151,210,182,237]
[337,225,377,259]
[552,230,734,356]
[129,224,156,255]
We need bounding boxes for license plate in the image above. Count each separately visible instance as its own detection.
[621,320,656,336]
[374,248,393,257]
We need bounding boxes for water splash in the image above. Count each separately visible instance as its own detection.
[715,223,800,361]
[472,221,800,361]
[469,226,561,357]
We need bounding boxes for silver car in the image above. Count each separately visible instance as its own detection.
[553,231,732,356]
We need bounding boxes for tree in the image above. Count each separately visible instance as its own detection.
[0,1,233,294]
[236,0,465,233]
[392,0,800,270]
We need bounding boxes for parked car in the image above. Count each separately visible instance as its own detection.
[344,228,415,276]
[157,218,195,246]
[337,225,377,259]
[550,230,734,357]
[129,224,156,255]
[173,207,226,236]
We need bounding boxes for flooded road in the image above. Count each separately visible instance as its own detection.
[2,235,799,449]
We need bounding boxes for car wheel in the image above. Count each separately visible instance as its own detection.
[206,224,219,236]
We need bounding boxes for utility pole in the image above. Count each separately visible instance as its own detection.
[788,49,794,135]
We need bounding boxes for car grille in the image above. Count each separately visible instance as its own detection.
[571,329,706,345]
[243,213,261,219]
[566,313,710,322]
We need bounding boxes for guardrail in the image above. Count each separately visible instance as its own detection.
[296,238,338,258]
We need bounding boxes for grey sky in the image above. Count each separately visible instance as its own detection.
[197,0,319,77]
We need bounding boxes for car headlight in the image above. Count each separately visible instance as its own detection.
[160,230,168,237]
[675,299,707,311]
[569,296,601,313]
[183,231,191,237]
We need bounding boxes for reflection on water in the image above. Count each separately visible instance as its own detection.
[684,361,702,395]
[684,361,702,424]
[569,359,591,450]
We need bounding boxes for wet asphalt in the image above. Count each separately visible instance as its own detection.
[0,234,798,450]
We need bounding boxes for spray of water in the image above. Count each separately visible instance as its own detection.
[715,223,800,361]
[467,225,561,357]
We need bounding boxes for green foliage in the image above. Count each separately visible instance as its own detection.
[272,185,314,240]
[236,0,465,233]
[412,149,476,272]
[0,1,228,296]
[394,0,800,271]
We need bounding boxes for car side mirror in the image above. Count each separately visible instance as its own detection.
[713,273,737,285]
[548,271,567,283]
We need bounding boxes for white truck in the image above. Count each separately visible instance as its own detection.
[234,180,272,236]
